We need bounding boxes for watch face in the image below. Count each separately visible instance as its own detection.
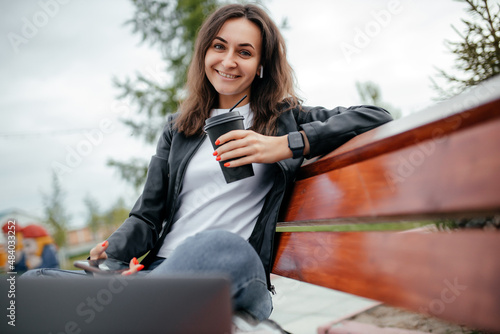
[289,132,304,149]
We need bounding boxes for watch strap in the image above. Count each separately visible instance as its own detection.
[288,131,305,159]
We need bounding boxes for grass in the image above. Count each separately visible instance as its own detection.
[275,221,433,233]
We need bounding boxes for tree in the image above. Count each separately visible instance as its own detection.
[432,0,500,99]
[356,81,402,119]
[42,171,70,248]
[108,0,225,189]
[83,194,103,241]
[83,196,131,241]
[103,198,130,237]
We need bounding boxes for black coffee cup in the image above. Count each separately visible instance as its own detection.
[204,111,254,183]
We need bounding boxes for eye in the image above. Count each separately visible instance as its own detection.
[240,50,252,57]
[213,43,225,50]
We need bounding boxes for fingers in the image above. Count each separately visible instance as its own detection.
[216,130,248,147]
[213,130,259,165]
[221,157,253,168]
[89,240,109,260]
[215,147,257,168]
[122,257,145,276]
[219,145,255,163]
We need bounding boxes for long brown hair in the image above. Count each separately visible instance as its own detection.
[175,4,300,136]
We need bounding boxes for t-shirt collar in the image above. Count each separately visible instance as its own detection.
[211,103,251,117]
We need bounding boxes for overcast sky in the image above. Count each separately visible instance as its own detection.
[1,0,467,229]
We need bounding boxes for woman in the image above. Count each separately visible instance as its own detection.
[24,3,392,329]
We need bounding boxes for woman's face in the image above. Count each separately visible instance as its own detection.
[205,17,262,109]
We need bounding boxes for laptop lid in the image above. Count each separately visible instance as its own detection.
[0,275,232,334]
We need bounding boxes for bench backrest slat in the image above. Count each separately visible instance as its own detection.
[298,77,500,180]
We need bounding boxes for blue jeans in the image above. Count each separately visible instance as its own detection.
[21,230,272,320]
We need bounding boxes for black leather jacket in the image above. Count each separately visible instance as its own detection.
[105,104,393,290]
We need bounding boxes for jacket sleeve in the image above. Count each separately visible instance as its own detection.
[104,116,174,262]
[297,105,393,158]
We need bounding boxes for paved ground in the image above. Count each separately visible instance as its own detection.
[269,275,379,334]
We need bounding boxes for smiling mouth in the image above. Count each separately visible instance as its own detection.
[216,70,239,79]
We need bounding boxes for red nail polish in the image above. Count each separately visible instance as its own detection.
[137,264,145,271]
[224,162,230,167]
[132,257,138,265]
[216,156,221,161]
[215,139,220,146]
[212,151,218,156]
[102,241,108,247]
[123,271,131,276]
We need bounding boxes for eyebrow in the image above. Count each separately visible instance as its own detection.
[214,36,255,50]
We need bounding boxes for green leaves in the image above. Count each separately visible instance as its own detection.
[432,0,500,99]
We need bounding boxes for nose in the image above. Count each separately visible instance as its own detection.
[221,51,237,69]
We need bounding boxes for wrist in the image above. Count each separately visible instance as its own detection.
[281,135,293,159]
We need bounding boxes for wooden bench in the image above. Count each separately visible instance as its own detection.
[272,75,500,333]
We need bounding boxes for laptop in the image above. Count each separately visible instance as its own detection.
[0,275,232,334]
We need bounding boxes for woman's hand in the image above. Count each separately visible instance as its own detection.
[90,240,144,276]
[213,130,293,167]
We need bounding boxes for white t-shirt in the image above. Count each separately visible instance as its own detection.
[157,104,275,258]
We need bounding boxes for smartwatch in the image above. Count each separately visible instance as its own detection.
[288,131,305,159]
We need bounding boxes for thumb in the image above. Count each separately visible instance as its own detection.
[89,240,109,260]
[122,257,145,276]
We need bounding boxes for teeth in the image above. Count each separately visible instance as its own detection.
[218,71,237,79]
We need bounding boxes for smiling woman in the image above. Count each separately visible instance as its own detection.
[176,3,300,138]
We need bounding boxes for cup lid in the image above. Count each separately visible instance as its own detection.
[204,111,244,130]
